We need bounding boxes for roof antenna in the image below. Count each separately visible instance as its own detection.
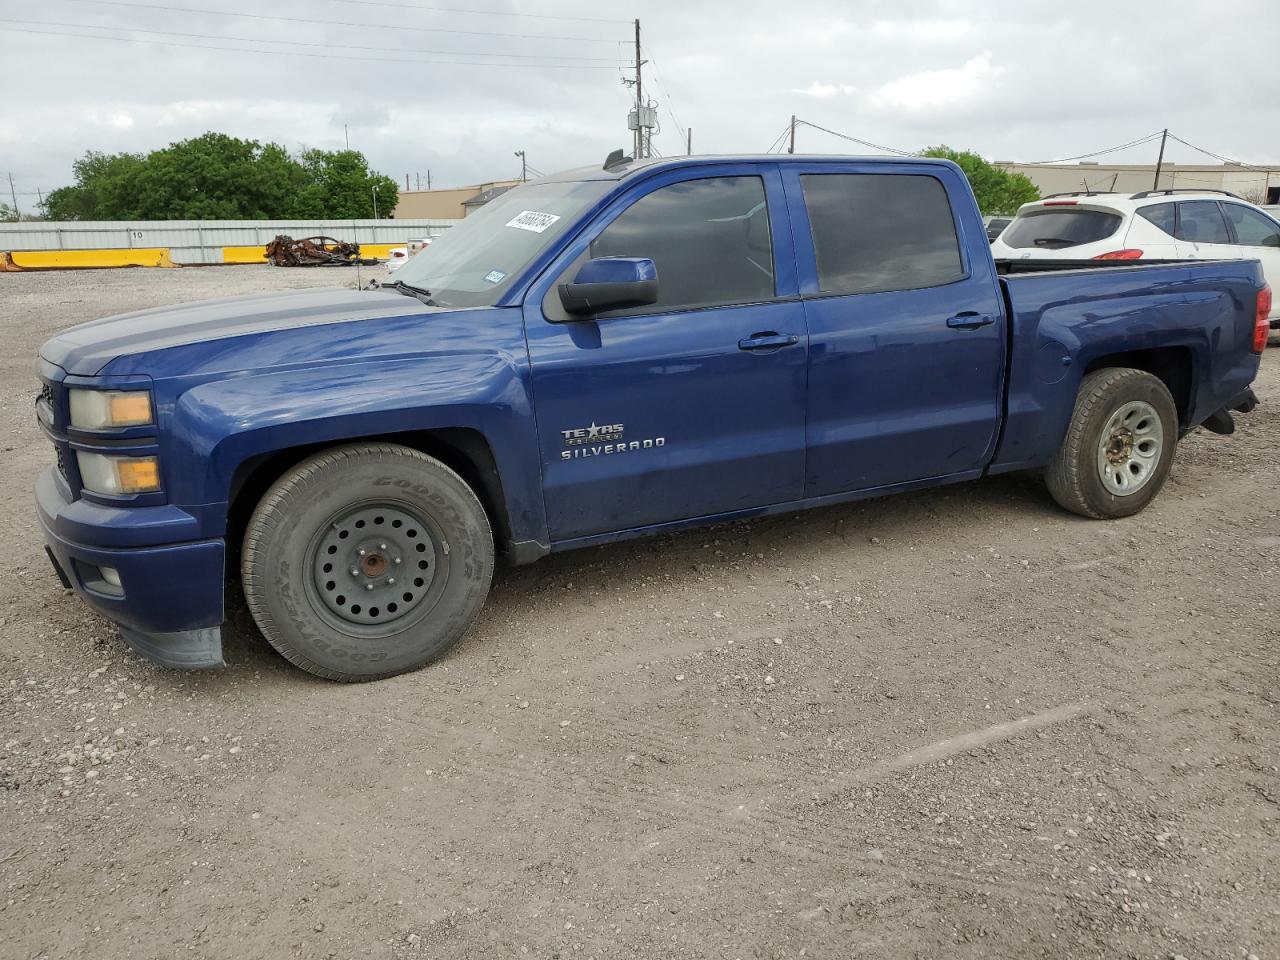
[603,148,633,171]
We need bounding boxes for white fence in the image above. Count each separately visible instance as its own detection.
[0,218,460,265]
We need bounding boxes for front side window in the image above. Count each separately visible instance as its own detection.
[586,176,775,316]
[800,173,964,294]
[1136,202,1177,236]
[1001,208,1123,250]
[1221,204,1280,247]
[1174,201,1232,244]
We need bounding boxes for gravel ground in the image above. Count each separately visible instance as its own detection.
[1,265,1277,960]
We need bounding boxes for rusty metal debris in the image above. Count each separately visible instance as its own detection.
[264,235,377,267]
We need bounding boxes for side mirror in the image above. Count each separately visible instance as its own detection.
[558,257,658,316]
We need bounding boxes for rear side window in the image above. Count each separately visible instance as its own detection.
[799,173,964,295]
[1001,208,1123,250]
[1174,201,1231,243]
[1136,202,1176,236]
[1221,204,1280,247]
[588,176,774,315]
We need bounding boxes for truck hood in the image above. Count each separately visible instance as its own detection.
[40,286,441,376]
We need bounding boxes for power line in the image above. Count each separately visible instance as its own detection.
[0,24,624,67]
[59,0,629,45]
[302,0,630,23]
[647,55,686,151]
[794,120,917,157]
[1166,133,1274,171]
[763,122,793,155]
[4,17,626,62]
[1022,132,1165,165]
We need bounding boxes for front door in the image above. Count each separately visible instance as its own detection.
[781,164,1007,496]
[523,165,808,542]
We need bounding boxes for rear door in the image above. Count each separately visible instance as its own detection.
[1220,202,1280,319]
[1172,200,1236,262]
[781,164,1007,496]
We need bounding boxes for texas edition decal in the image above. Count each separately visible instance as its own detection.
[559,422,665,460]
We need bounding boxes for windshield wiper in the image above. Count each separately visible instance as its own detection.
[1032,238,1076,248]
[386,280,437,305]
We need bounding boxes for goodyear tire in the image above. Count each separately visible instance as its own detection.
[242,443,494,681]
[1045,368,1179,520]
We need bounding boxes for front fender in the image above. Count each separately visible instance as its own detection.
[163,353,548,546]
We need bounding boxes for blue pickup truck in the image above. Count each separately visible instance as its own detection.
[36,154,1269,680]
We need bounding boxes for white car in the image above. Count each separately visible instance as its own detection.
[385,237,433,275]
[991,190,1280,323]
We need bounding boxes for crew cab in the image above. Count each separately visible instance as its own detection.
[35,154,1270,680]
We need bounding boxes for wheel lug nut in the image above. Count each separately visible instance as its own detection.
[365,583,374,591]
[387,578,396,586]
[350,568,359,576]
[379,543,388,550]
[358,548,367,557]
[393,557,401,565]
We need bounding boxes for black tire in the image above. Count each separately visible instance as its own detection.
[242,443,494,681]
[1045,368,1179,520]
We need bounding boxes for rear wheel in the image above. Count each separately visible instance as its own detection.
[242,443,494,681]
[1045,368,1178,519]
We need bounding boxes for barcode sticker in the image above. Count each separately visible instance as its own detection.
[505,210,561,234]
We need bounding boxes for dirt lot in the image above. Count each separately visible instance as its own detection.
[1,266,1277,960]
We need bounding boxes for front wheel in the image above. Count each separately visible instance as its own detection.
[241,443,494,681]
[1045,368,1179,520]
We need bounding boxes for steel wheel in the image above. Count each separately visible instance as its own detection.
[1096,399,1164,496]
[308,502,445,634]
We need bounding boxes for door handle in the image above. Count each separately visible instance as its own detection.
[946,312,996,330]
[738,332,800,351]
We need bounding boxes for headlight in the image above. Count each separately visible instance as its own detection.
[75,452,161,495]
[69,390,152,429]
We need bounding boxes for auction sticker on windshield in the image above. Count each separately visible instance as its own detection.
[505,211,561,233]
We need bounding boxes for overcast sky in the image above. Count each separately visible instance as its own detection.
[2,0,1278,209]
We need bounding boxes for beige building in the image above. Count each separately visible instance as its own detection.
[995,161,1280,205]
[392,179,523,219]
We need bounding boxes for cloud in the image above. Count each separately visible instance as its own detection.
[0,0,1276,203]
[867,51,1001,111]
[794,82,858,98]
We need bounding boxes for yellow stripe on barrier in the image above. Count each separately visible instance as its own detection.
[221,246,269,264]
[4,248,176,269]
[360,244,398,259]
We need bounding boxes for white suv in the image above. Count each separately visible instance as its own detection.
[991,190,1280,323]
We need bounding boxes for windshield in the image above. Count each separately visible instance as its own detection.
[394,179,612,307]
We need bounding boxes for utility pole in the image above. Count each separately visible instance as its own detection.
[344,124,350,150]
[788,115,796,154]
[515,150,527,182]
[427,169,432,190]
[1152,128,1168,191]
[633,19,643,159]
[687,128,692,156]
[415,172,421,190]
[372,185,379,220]
[405,173,410,191]
[7,172,18,219]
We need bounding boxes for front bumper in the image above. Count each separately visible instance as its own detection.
[36,466,226,669]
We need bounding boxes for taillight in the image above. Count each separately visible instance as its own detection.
[1254,285,1272,354]
[1043,200,1078,206]
[1093,249,1145,260]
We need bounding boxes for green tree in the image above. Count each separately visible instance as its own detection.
[43,134,397,220]
[921,146,1040,215]
[286,149,399,220]
[0,200,17,222]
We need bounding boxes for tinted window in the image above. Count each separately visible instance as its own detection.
[1136,202,1176,236]
[800,174,964,295]
[1222,204,1280,248]
[1002,208,1123,250]
[1174,201,1231,243]
[588,176,774,315]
